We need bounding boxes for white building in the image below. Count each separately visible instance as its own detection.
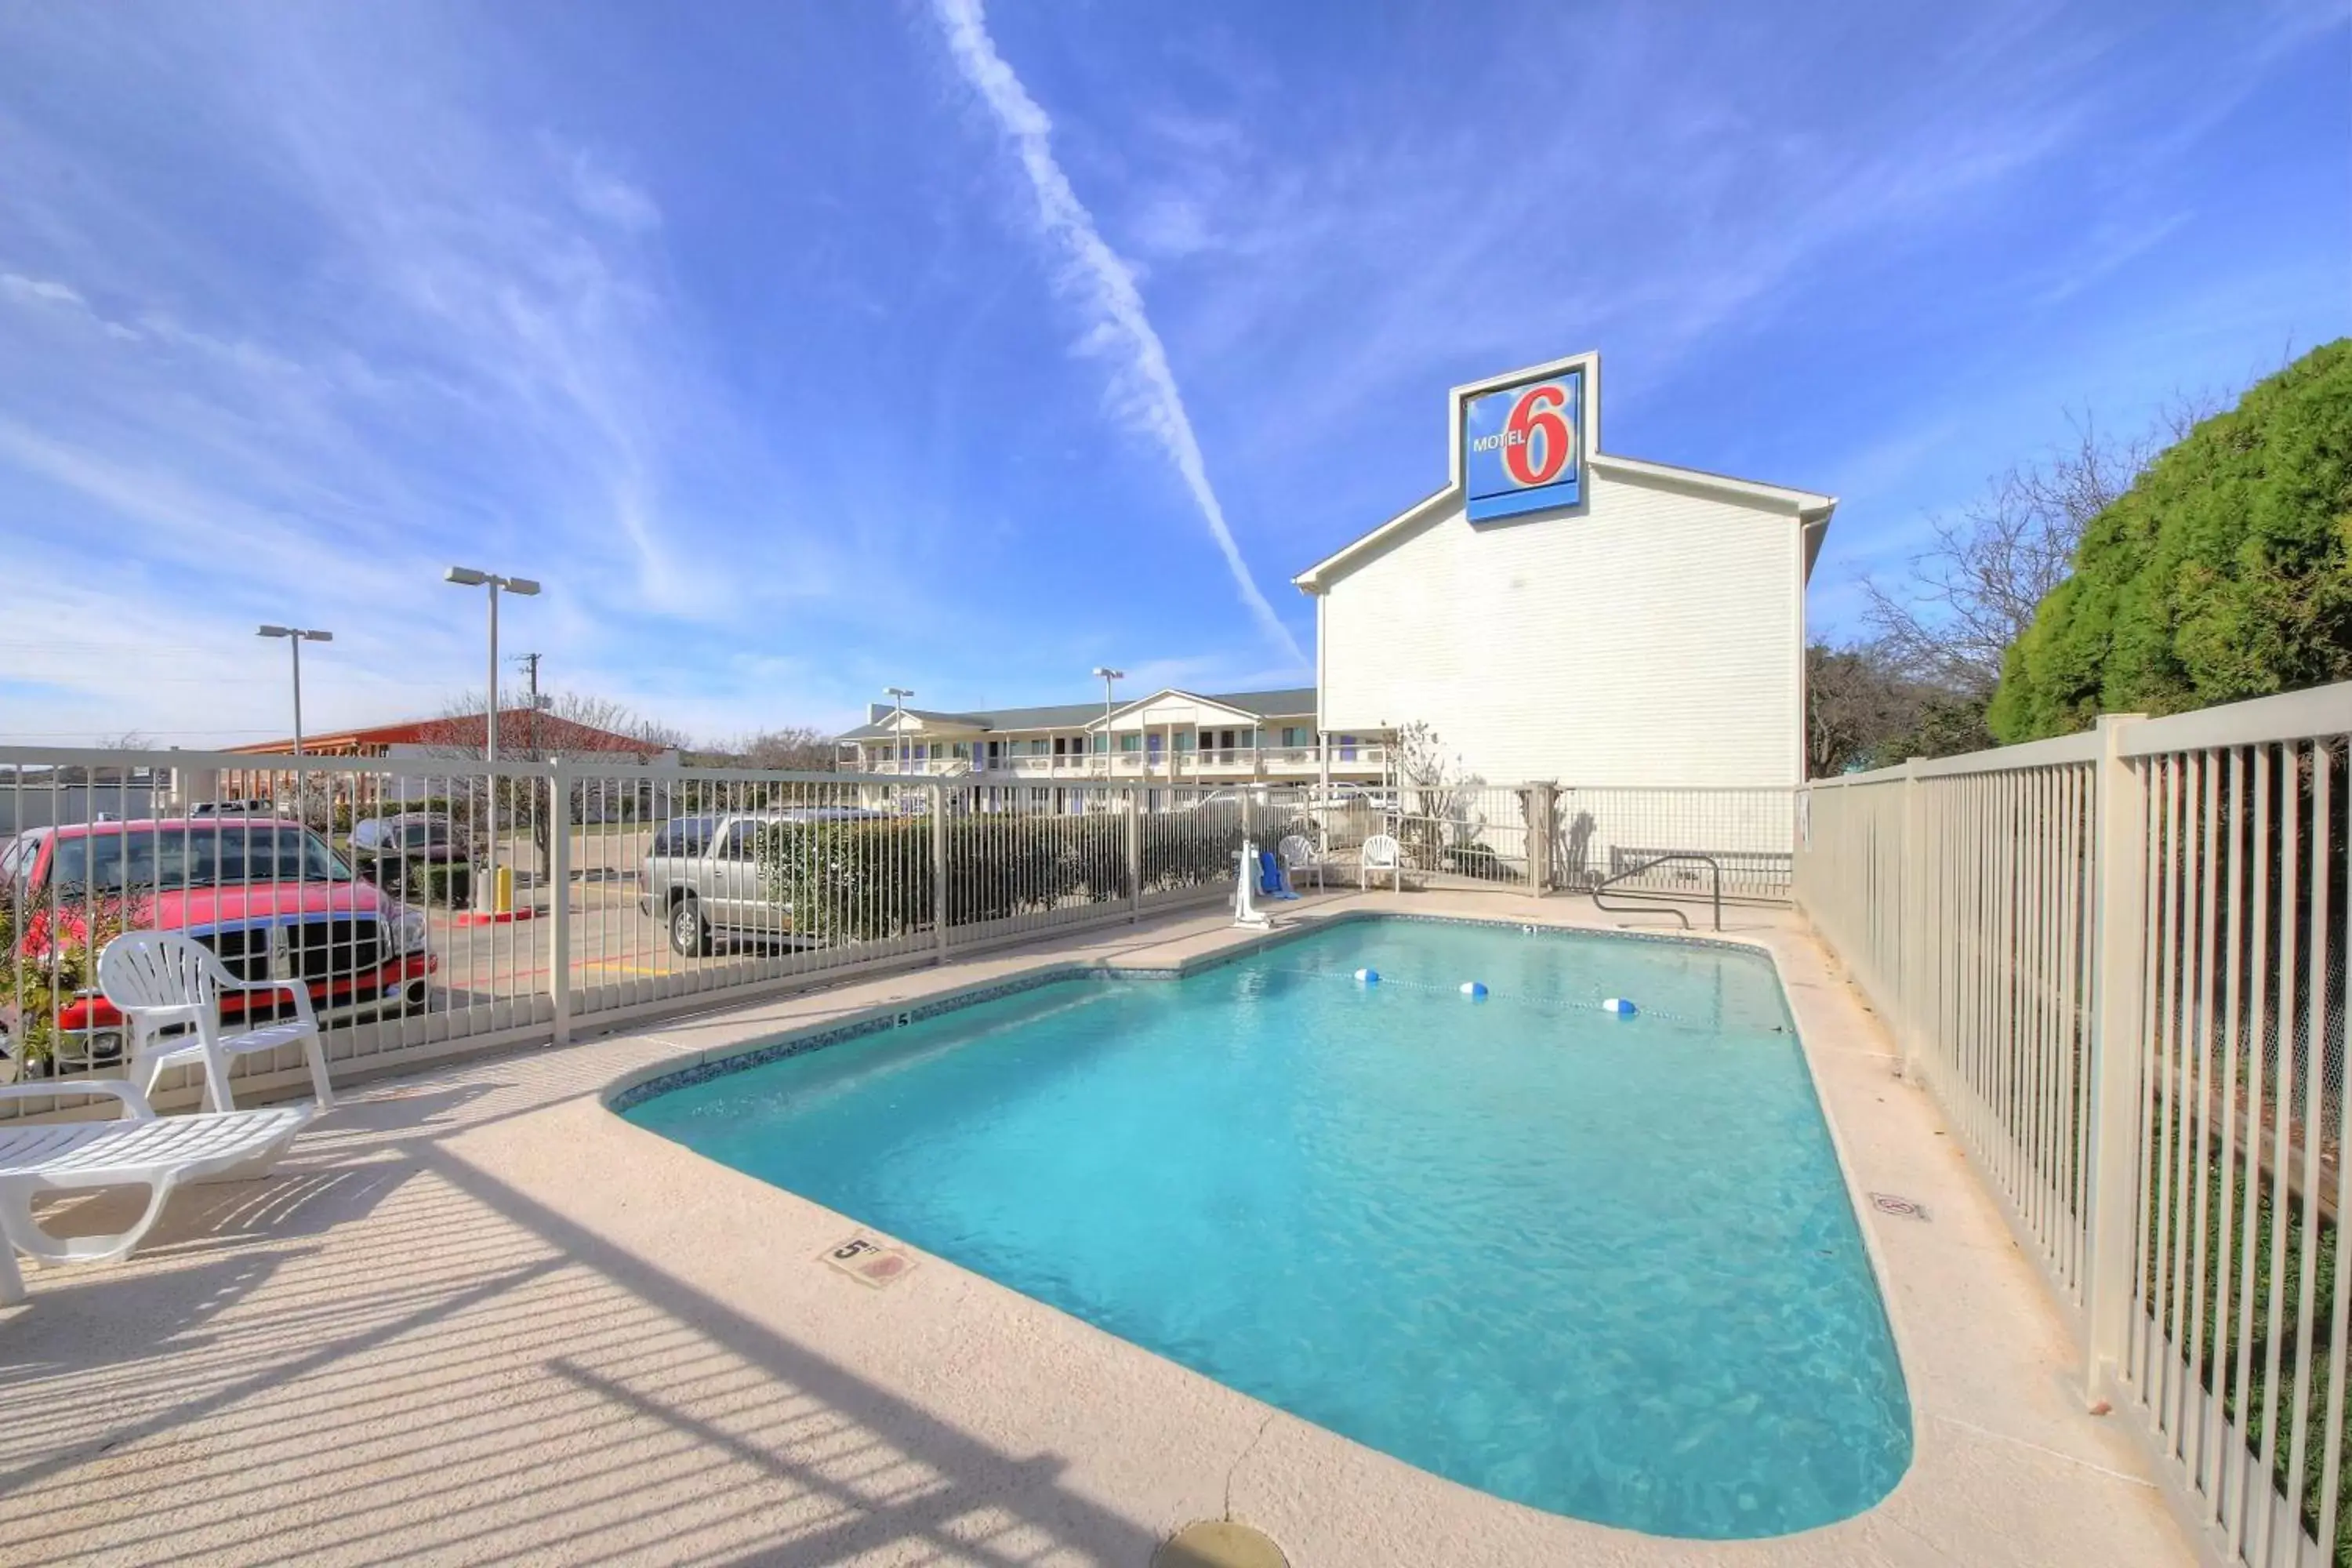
[1295,350,1834,791]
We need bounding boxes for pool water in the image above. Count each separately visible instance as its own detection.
[623,919,1912,1537]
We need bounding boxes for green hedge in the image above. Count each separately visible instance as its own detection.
[755,810,1267,942]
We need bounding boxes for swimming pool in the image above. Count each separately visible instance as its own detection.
[621,916,1912,1538]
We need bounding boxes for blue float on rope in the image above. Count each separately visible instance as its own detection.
[1354,967,1380,985]
[1460,981,1489,1000]
[1601,997,1638,1017]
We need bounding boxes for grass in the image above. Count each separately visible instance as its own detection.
[2149,1088,2350,1563]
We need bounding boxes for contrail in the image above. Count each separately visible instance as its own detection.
[931,0,1307,667]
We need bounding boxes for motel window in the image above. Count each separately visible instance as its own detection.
[1121,734,1141,753]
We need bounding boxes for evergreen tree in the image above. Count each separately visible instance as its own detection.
[1990,341,2352,740]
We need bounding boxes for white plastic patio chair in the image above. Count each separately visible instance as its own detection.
[98,931,334,1112]
[1360,833,1404,893]
[0,1079,313,1304]
[1277,833,1325,891]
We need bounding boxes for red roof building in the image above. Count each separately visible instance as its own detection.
[224,710,673,761]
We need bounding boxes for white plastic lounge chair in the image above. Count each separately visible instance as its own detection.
[0,1080,312,1304]
[1278,833,1324,891]
[1360,833,1404,893]
[99,930,333,1112]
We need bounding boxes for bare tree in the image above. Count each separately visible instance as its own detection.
[416,689,689,877]
[421,690,690,759]
[1390,720,1489,871]
[1863,392,2229,700]
[712,725,840,772]
[1806,641,1925,778]
[1863,414,2151,697]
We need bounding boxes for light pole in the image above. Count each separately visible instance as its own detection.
[1091,666,1122,776]
[884,686,913,772]
[445,567,539,914]
[256,625,333,756]
[443,568,540,763]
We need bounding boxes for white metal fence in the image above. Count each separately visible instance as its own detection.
[1797,683,2352,1567]
[0,748,1308,1107]
[1,748,1799,1109]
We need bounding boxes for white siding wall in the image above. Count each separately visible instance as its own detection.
[1318,470,1803,788]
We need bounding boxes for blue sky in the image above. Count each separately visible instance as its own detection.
[0,0,2344,746]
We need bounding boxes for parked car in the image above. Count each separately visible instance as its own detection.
[1179,785,1277,812]
[0,818,437,1076]
[640,808,883,956]
[349,812,474,902]
[1304,786,1396,811]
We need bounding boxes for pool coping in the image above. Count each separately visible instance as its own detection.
[601,906,1910,1537]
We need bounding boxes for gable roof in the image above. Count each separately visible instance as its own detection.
[1291,453,1837,593]
[834,687,1317,742]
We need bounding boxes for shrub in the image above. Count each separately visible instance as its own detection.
[756,807,1276,942]
[0,892,136,1074]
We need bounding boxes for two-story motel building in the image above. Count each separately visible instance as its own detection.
[837,688,1392,808]
[838,352,1831,815]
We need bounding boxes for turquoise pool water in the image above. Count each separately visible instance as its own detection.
[623,918,1911,1537]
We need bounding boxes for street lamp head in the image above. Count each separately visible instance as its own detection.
[503,577,541,597]
[445,566,488,586]
[302,629,334,642]
[885,686,914,700]
[1092,666,1123,681]
[257,624,292,638]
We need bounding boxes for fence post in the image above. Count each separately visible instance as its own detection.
[1523,781,1557,899]
[548,758,572,1048]
[1897,758,1924,1081]
[1127,786,1142,922]
[931,782,950,958]
[2082,712,2149,1402]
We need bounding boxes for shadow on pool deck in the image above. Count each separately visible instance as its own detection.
[0,893,2198,1568]
[0,1060,1166,1567]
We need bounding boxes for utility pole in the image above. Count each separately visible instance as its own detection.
[520,652,542,757]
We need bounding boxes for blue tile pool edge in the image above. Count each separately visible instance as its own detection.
[597,908,1924,1528]
[605,911,1791,1116]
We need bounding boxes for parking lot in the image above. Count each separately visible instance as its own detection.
[418,827,737,1004]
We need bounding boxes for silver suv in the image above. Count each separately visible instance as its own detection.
[639,808,881,955]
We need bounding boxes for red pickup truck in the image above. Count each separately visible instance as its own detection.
[0,817,437,1075]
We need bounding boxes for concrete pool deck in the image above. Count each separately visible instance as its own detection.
[0,891,2192,1567]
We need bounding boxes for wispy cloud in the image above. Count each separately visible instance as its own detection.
[929,0,1306,669]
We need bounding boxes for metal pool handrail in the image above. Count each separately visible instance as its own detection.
[1591,852,1723,932]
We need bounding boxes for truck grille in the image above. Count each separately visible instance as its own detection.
[198,919,385,985]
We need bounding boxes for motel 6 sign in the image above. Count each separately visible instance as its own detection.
[1456,354,1594,522]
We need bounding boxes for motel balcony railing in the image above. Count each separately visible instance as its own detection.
[973,746,1390,782]
[859,757,974,777]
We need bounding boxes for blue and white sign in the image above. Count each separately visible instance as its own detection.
[1462,366,1584,521]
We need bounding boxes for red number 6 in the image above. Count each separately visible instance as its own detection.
[1503,383,1571,487]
